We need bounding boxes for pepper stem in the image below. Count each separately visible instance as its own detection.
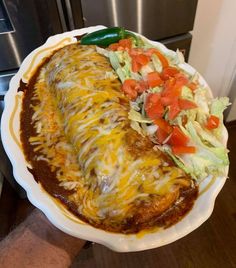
[125,30,140,46]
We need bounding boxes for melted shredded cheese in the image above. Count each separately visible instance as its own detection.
[29,44,189,225]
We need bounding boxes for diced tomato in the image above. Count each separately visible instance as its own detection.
[145,48,169,68]
[172,145,196,154]
[168,126,189,146]
[188,82,198,91]
[162,79,181,100]
[109,43,120,51]
[160,96,172,106]
[155,51,169,68]
[129,48,144,56]
[153,118,172,134]
[146,104,164,120]
[206,115,220,130]
[161,79,178,100]
[144,48,154,57]
[121,79,138,100]
[160,67,179,81]
[131,53,150,72]
[145,93,164,119]
[156,128,169,144]
[109,39,132,51]
[147,93,160,103]
[147,72,163,88]
[178,99,198,110]
[129,48,151,72]
[121,79,149,98]
[133,54,150,65]
[162,73,189,102]
[163,78,176,92]
[168,99,181,120]
[118,38,132,50]
[122,79,137,88]
[131,59,142,72]
[174,73,189,87]
[136,80,149,93]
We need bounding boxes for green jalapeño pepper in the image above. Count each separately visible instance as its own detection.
[80,27,138,47]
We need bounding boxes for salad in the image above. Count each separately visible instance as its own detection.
[82,28,229,181]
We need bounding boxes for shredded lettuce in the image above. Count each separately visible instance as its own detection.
[193,121,223,148]
[155,114,229,180]
[181,86,194,100]
[180,121,229,179]
[191,72,200,83]
[194,87,210,114]
[108,51,129,82]
[108,51,120,70]
[140,64,154,78]
[108,50,143,82]
[151,54,162,73]
[101,35,229,181]
[128,108,152,123]
[176,49,185,64]
[140,37,180,66]
[158,145,192,176]
[115,69,126,83]
[210,97,230,120]
[130,121,146,137]
[160,121,229,180]
[149,87,162,93]
[210,97,230,140]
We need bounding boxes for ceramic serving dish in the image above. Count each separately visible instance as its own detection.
[1,26,228,252]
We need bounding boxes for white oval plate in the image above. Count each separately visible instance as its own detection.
[1,26,229,252]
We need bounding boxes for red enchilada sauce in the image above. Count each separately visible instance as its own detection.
[20,45,198,234]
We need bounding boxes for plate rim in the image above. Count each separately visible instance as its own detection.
[0,25,229,252]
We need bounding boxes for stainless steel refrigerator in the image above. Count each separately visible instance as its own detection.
[0,0,198,195]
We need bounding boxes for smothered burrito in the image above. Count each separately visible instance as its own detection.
[20,43,198,233]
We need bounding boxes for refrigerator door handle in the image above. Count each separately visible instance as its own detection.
[56,0,68,32]
[65,0,75,30]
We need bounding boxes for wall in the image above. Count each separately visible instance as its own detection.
[189,0,236,98]
[226,70,236,121]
